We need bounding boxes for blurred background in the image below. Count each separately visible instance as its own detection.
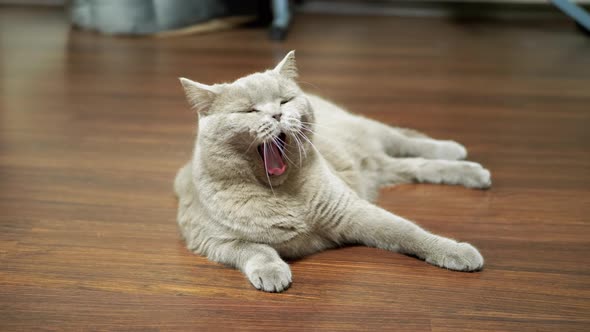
[1,0,589,40]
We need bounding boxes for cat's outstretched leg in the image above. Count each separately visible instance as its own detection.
[379,157,491,189]
[330,200,484,271]
[202,239,292,292]
[394,127,430,139]
[382,127,468,160]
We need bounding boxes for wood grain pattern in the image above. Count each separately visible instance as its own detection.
[1,6,589,331]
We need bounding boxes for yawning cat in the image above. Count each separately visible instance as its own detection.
[174,51,490,292]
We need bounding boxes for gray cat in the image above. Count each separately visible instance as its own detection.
[174,51,490,292]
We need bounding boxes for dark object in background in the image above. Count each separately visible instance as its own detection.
[270,25,289,41]
[576,22,590,35]
[70,0,292,40]
[551,0,590,35]
[269,0,292,41]
[246,0,293,41]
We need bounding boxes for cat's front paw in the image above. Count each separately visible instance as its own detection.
[426,241,484,272]
[430,140,467,160]
[460,162,492,189]
[245,260,292,292]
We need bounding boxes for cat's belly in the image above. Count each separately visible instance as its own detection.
[307,94,390,201]
[271,232,336,259]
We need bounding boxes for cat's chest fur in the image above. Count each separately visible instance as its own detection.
[196,160,352,246]
[198,177,312,244]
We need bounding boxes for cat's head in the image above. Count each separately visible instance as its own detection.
[179,51,314,187]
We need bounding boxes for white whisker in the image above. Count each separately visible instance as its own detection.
[300,126,340,144]
[289,132,304,168]
[272,136,296,166]
[262,142,275,195]
[300,121,335,131]
[297,80,320,91]
[245,139,258,154]
[296,129,322,158]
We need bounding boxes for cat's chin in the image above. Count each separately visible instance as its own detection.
[255,164,290,187]
[263,172,289,187]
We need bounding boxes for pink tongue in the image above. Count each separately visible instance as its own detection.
[264,142,286,176]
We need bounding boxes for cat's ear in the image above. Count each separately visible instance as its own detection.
[179,77,221,113]
[274,50,297,79]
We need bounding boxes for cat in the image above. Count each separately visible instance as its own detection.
[174,51,490,292]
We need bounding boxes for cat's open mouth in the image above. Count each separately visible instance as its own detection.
[257,133,287,176]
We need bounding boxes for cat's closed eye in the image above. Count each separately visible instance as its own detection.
[244,109,259,113]
[280,97,294,105]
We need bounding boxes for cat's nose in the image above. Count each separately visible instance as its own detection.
[272,113,282,121]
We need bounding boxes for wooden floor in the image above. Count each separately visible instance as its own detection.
[1,6,589,331]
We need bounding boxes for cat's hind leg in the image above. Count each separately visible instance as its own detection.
[394,127,430,139]
[378,156,491,189]
[380,126,468,160]
[328,199,484,271]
